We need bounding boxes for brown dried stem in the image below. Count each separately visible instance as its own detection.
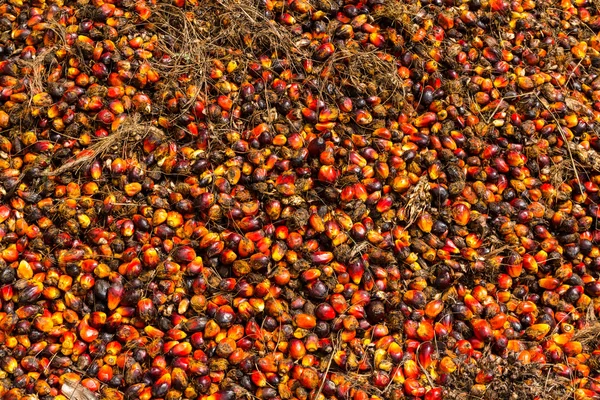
[43,114,164,177]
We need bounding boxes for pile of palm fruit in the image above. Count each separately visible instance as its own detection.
[2,0,600,399]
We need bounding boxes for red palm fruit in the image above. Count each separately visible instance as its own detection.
[351,290,370,306]
[273,267,291,286]
[0,205,10,223]
[340,185,355,202]
[375,162,390,180]
[264,199,281,220]
[33,315,53,333]
[417,320,435,341]
[294,314,316,329]
[347,259,365,284]
[336,218,354,237]
[202,320,219,339]
[353,389,369,400]
[418,342,435,369]
[525,324,550,340]
[346,304,365,320]
[427,310,449,335]
[506,262,523,278]
[384,341,402,363]
[117,324,141,342]
[158,340,176,355]
[497,273,513,289]
[271,242,286,261]
[173,246,196,263]
[438,356,457,374]
[165,329,187,340]
[171,367,188,391]
[564,341,583,356]
[414,112,437,127]
[425,300,444,319]
[140,247,160,268]
[107,283,124,310]
[452,203,471,225]
[374,334,393,350]
[517,350,531,364]
[217,95,232,111]
[425,387,443,400]
[404,320,418,339]
[275,226,289,240]
[302,107,317,122]
[1,357,18,374]
[349,223,367,241]
[215,338,236,358]
[489,313,507,330]
[309,213,325,233]
[538,277,560,290]
[472,319,493,341]
[237,238,255,258]
[235,349,256,368]
[464,294,483,315]
[470,337,486,350]
[376,195,393,213]
[299,367,319,389]
[341,315,359,331]
[152,373,171,398]
[1,245,18,262]
[98,365,113,382]
[314,43,335,60]
[404,290,427,309]
[255,237,271,254]
[289,339,307,360]
[315,303,336,321]
[287,232,303,249]
[417,213,434,233]
[251,371,267,387]
[354,182,368,201]
[330,294,348,314]
[554,264,573,281]
[304,334,319,353]
[456,340,473,355]
[170,342,192,357]
[349,151,367,168]
[256,355,278,374]
[144,325,165,338]
[372,371,390,388]
[475,369,495,384]
[80,378,99,393]
[404,378,425,397]
[522,254,538,274]
[78,318,99,343]
[516,301,537,314]
[311,251,333,264]
[215,305,236,328]
[403,359,419,379]
[465,233,482,248]
[574,389,599,400]
[339,97,353,112]
[553,363,572,378]
[319,165,339,183]
[137,299,157,321]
